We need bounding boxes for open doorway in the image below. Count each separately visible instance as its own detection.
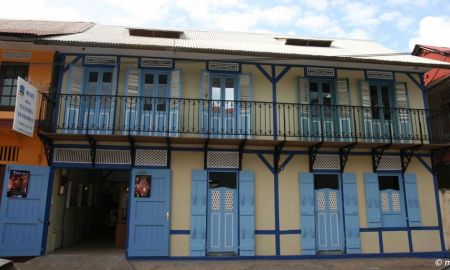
[45,169,130,254]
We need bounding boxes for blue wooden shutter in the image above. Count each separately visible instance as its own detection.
[394,82,411,141]
[336,79,352,140]
[364,173,381,228]
[190,170,208,256]
[342,173,361,254]
[360,80,372,139]
[169,70,182,136]
[403,173,421,227]
[200,71,210,135]
[64,64,83,132]
[239,74,252,138]
[299,173,315,255]
[239,170,255,256]
[297,77,310,137]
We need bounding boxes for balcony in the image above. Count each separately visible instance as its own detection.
[38,94,449,149]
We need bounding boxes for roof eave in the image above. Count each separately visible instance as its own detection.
[36,39,450,69]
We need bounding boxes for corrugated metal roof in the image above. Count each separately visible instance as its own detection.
[0,19,94,37]
[38,24,450,68]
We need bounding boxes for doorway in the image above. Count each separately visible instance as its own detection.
[314,174,344,253]
[210,75,238,137]
[207,172,238,255]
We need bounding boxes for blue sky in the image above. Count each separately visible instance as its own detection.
[2,0,450,52]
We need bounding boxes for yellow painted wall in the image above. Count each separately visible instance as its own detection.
[360,232,380,253]
[411,230,441,252]
[382,231,409,253]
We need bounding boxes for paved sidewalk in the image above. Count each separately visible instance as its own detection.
[11,256,448,270]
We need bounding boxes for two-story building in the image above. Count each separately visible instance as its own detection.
[1,20,450,259]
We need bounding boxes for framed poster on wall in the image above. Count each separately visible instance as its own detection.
[7,170,30,198]
[134,175,151,198]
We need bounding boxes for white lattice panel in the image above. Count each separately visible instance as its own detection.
[366,70,394,80]
[378,155,401,171]
[225,190,234,211]
[2,50,31,60]
[329,191,337,210]
[380,191,389,212]
[208,61,239,72]
[207,151,239,169]
[135,149,168,166]
[211,190,220,212]
[96,149,131,164]
[140,58,173,68]
[53,148,91,163]
[316,191,325,211]
[391,191,401,212]
[313,154,340,170]
[306,67,335,77]
[84,55,117,65]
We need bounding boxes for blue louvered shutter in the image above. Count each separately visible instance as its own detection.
[342,173,361,253]
[336,79,352,141]
[64,64,83,132]
[299,173,315,255]
[297,77,310,137]
[169,70,182,136]
[394,82,411,141]
[364,173,381,228]
[124,68,139,134]
[360,80,372,139]
[239,170,255,256]
[239,74,252,138]
[403,173,421,227]
[189,170,208,256]
[200,71,210,135]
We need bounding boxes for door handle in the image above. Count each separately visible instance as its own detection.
[166,212,170,220]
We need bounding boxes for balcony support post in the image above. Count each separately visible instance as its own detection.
[238,139,246,170]
[371,143,391,172]
[400,145,422,173]
[309,142,323,172]
[339,142,357,173]
[166,137,171,169]
[128,135,135,166]
[274,141,286,174]
[38,134,53,165]
[203,138,209,170]
[86,135,97,167]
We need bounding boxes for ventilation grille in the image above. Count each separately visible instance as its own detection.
[84,55,117,65]
[306,67,335,77]
[0,146,19,162]
[135,149,168,167]
[208,61,239,72]
[378,155,401,171]
[2,51,31,60]
[313,154,340,170]
[140,58,173,69]
[96,149,131,164]
[53,148,91,163]
[207,151,239,169]
[366,70,394,80]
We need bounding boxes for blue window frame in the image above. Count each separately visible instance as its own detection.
[378,173,407,227]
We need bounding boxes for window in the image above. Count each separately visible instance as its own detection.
[378,175,406,227]
[208,172,237,189]
[0,63,29,110]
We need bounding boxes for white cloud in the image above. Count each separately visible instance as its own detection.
[409,16,450,49]
[299,0,330,11]
[347,28,371,40]
[341,2,380,26]
[0,0,85,21]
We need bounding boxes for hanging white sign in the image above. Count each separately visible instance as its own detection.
[12,77,37,137]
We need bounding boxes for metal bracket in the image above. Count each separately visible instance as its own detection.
[309,142,323,172]
[203,138,209,170]
[87,135,96,167]
[38,134,53,165]
[400,145,422,173]
[166,137,171,169]
[274,141,286,174]
[238,139,247,170]
[371,143,391,172]
[128,135,135,166]
[339,142,357,173]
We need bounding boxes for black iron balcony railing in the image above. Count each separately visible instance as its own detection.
[38,94,448,144]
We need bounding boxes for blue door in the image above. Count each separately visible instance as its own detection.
[210,75,238,138]
[139,72,169,135]
[80,69,115,134]
[369,83,394,141]
[0,165,50,257]
[207,172,238,254]
[127,169,171,257]
[309,80,336,139]
[314,174,343,252]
